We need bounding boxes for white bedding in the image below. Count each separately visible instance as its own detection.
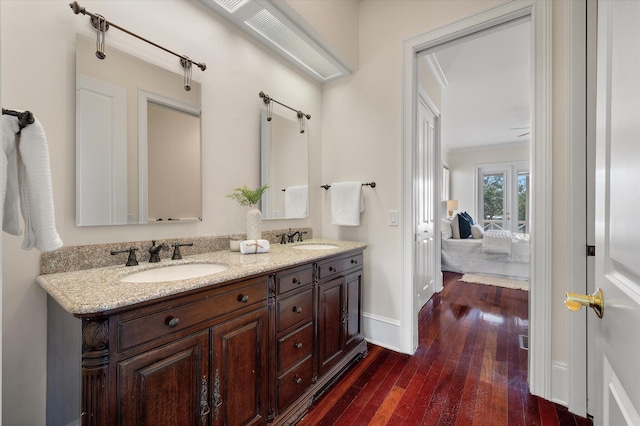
[441,235,530,280]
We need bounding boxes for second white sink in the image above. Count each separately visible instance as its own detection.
[121,263,228,283]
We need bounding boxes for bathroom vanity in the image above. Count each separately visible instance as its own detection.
[39,239,366,425]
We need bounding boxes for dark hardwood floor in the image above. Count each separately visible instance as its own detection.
[299,272,592,425]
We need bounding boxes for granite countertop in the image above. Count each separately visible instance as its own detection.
[38,239,366,315]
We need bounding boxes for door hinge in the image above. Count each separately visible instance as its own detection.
[587,245,596,257]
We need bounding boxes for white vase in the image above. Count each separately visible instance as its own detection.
[246,207,262,240]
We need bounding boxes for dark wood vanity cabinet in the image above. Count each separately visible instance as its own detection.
[71,249,365,426]
[316,253,364,377]
[211,307,270,426]
[274,264,315,413]
[117,330,210,425]
[80,275,270,426]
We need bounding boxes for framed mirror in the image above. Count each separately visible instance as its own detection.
[260,110,308,219]
[75,34,202,226]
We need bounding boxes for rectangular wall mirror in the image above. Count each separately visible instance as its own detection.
[260,110,309,219]
[75,34,202,226]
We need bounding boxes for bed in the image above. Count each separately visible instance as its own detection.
[440,219,530,280]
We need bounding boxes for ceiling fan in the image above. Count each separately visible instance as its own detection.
[510,126,530,137]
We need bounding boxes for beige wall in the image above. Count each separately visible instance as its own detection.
[321,0,573,378]
[1,1,322,423]
[1,0,582,421]
[285,0,359,70]
[448,142,530,217]
[320,0,503,330]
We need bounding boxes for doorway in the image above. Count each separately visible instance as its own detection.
[401,0,553,401]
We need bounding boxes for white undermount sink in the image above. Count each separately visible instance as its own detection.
[291,244,339,250]
[120,263,228,283]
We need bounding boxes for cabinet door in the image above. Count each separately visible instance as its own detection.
[118,330,210,426]
[345,270,363,352]
[211,307,269,426]
[317,276,346,376]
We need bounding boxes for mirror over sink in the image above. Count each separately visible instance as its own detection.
[260,110,309,220]
[75,34,202,226]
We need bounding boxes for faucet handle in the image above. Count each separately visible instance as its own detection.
[172,242,194,260]
[276,233,287,244]
[297,231,308,242]
[110,247,139,266]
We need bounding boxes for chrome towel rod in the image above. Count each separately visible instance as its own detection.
[69,1,206,72]
[321,182,376,190]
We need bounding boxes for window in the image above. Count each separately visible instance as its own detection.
[476,161,529,234]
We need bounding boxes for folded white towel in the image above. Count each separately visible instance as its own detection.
[240,239,271,254]
[330,182,364,226]
[4,116,63,252]
[284,185,308,218]
[2,115,21,235]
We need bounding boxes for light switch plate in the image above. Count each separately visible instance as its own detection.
[389,210,399,226]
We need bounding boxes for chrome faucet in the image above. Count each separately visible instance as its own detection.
[148,240,169,263]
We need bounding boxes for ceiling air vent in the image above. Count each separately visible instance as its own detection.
[200,0,352,83]
[212,0,249,13]
[245,9,342,81]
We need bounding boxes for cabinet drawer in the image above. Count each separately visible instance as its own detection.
[277,289,313,333]
[277,356,313,412]
[277,265,313,294]
[118,279,267,351]
[316,253,363,281]
[278,322,313,373]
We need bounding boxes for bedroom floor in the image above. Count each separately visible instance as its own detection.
[298,272,591,425]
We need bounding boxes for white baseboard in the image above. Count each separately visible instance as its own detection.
[362,311,402,352]
[551,361,568,407]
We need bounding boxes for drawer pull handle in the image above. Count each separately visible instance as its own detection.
[165,316,180,328]
[294,376,302,385]
[293,306,302,313]
[329,266,336,272]
[238,294,249,303]
[294,342,303,349]
[292,277,301,285]
[351,259,358,264]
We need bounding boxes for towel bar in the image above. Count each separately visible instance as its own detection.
[321,182,376,190]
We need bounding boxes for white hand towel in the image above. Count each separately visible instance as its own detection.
[240,239,271,254]
[331,182,364,226]
[2,115,21,235]
[16,118,63,252]
[284,185,308,218]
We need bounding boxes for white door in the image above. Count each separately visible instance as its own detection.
[415,97,437,310]
[587,1,640,423]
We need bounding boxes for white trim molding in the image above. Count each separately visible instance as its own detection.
[402,0,553,401]
[424,54,449,88]
[552,362,569,407]
[362,312,402,353]
[564,0,588,417]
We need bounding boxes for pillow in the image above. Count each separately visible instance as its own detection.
[451,214,461,239]
[440,219,453,239]
[471,224,484,239]
[457,213,473,239]
[461,211,474,225]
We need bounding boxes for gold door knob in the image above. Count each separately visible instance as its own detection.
[565,288,604,318]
